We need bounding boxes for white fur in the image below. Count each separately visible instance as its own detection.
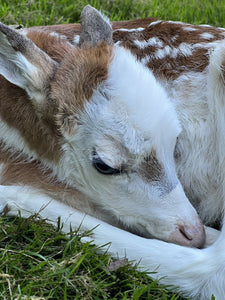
[115,27,144,33]
[133,37,164,49]
[0,184,222,300]
[138,43,193,65]
[149,20,162,26]
[200,32,215,40]
[0,31,54,104]
[73,34,80,44]
[56,47,199,242]
[0,117,39,161]
[49,31,67,40]
[183,26,197,31]
[1,12,225,300]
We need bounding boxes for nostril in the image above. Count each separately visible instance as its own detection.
[169,218,206,248]
[178,223,206,248]
[179,225,193,241]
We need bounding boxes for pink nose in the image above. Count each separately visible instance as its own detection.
[169,217,206,248]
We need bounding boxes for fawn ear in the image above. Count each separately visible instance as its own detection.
[79,5,113,46]
[0,23,57,104]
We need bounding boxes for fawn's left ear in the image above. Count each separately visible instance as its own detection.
[79,5,113,46]
[0,23,58,104]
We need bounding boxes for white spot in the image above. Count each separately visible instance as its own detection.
[139,42,193,62]
[115,27,144,33]
[73,35,80,45]
[168,21,185,25]
[199,24,213,28]
[115,41,122,46]
[155,45,171,59]
[171,34,179,42]
[177,43,193,57]
[200,32,215,40]
[148,20,162,27]
[183,26,197,32]
[192,40,222,49]
[148,37,164,47]
[48,31,75,47]
[135,27,145,32]
[49,32,67,40]
[140,55,151,65]
[133,37,164,49]
[170,48,179,58]
[153,43,192,59]
[133,40,147,49]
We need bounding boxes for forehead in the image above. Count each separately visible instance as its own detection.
[84,88,180,161]
[80,46,181,160]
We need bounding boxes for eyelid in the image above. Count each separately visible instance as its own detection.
[92,151,121,175]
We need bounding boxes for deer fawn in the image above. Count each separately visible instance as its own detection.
[0,5,225,299]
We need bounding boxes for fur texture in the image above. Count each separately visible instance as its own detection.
[0,5,225,299]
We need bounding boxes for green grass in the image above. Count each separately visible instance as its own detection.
[0,0,225,27]
[0,215,182,299]
[0,0,224,299]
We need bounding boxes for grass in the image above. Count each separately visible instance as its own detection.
[0,0,225,27]
[0,215,182,299]
[0,0,224,299]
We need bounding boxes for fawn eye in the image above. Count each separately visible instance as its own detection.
[92,151,121,175]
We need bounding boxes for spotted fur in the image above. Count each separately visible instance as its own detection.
[0,5,225,299]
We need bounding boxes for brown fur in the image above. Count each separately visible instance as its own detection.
[0,30,69,161]
[0,76,62,162]
[0,30,112,163]
[0,146,61,189]
[26,32,112,127]
[1,17,225,198]
[50,42,113,135]
[0,146,94,212]
[140,151,163,182]
[114,21,225,80]
[147,48,209,80]
[26,31,72,62]
[28,19,225,82]
[29,18,158,43]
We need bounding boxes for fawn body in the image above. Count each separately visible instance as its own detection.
[0,5,225,299]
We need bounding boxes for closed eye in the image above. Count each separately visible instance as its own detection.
[92,151,121,175]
